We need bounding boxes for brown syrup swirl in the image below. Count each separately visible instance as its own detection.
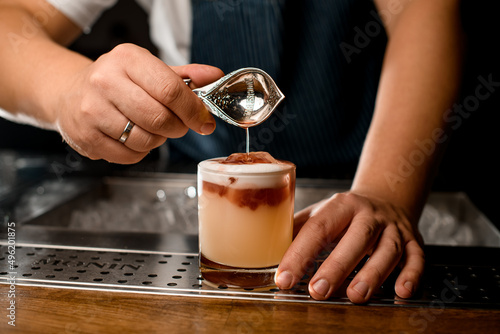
[203,152,295,210]
[221,151,279,165]
[202,181,292,210]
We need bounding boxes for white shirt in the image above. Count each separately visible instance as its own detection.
[0,1,191,128]
[46,0,192,66]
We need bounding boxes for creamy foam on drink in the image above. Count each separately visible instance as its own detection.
[198,152,295,269]
[199,152,294,190]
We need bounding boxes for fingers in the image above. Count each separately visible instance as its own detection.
[108,116,166,153]
[276,192,425,305]
[394,239,425,298]
[116,45,218,135]
[345,225,403,303]
[96,76,189,139]
[68,125,149,165]
[275,194,355,290]
[90,134,148,164]
[293,200,323,238]
[307,211,384,301]
[72,107,165,164]
[61,44,225,164]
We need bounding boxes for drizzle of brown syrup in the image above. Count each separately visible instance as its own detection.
[221,152,278,165]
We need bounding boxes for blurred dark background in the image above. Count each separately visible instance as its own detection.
[434,1,500,225]
[0,0,498,224]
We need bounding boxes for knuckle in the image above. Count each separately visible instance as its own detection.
[139,135,155,152]
[82,131,110,161]
[158,79,184,107]
[306,217,331,243]
[110,43,139,58]
[182,108,201,126]
[337,192,377,212]
[88,70,109,91]
[385,235,403,256]
[86,134,106,158]
[139,134,163,152]
[356,221,379,240]
[150,112,170,133]
[409,245,426,262]
[287,247,307,264]
[286,247,315,274]
[326,257,350,278]
[415,246,425,259]
[330,192,362,210]
[330,192,348,203]
[79,97,98,119]
[110,43,128,56]
[148,109,189,138]
[141,103,190,138]
[401,265,423,282]
[342,192,362,204]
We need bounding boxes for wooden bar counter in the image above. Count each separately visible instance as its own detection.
[1,285,499,333]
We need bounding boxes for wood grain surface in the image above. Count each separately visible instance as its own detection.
[1,285,499,333]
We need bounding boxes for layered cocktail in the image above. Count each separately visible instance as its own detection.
[198,152,295,288]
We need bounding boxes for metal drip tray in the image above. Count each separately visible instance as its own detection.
[1,243,499,309]
[0,244,317,302]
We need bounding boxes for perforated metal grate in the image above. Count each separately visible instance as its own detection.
[0,244,319,301]
[0,244,388,305]
[1,244,499,308]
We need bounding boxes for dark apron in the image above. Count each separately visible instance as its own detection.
[169,0,387,178]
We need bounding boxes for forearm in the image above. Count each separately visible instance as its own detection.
[352,0,464,222]
[0,2,87,129]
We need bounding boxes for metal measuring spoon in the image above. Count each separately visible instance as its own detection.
[184,67,284,128]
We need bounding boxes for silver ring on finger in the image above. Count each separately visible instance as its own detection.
[119,120,135,144]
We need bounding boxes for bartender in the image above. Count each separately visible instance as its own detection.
[0,0,463,303]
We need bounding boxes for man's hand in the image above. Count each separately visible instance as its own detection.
[276,192,424,304]
[54,44,223,164]
[0,2,224,165]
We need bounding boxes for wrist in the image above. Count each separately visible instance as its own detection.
[349,179,425,226]
[36,48,92,129]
